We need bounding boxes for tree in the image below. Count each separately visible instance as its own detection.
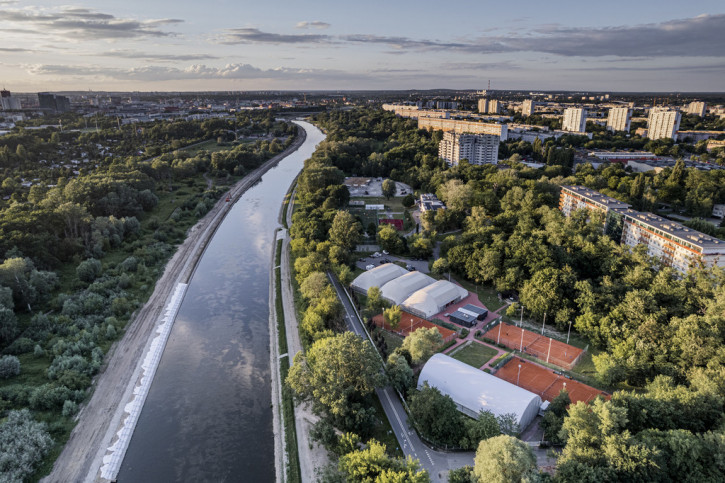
[378,224,404,254]
[337,440,429,482]
[329,210,362,252]
[286,332,385,417]
[402,193,416,208]
[382,179,397,199]
[540,390,570,445]
[0,306,18,345]
[473,435,537,483]
[300,271,329,300]
[409,383,465,446]
[401,327,443,365]
[447,466,476,483]
[0,409,54,483]
[76,258,102,283]
[367,286,385,314]
[384,304,402,330]
[386,352,413,393]
[432,258,450,278]
[461,410,501,450]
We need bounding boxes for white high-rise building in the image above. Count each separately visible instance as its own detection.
[607,107,632,132]
[562,108,587,133]
[686,101,706,117]
[522,99,535,117]
[439,131,500,166]
[478,98,501,114]
[0,89,21,110]
[478,99,488,113]
[648,108,681,140]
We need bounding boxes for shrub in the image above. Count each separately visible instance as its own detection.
[0,409,54,482]
[0,355,21,378]
[76,258,102,283]
[29,384,74,410]
[460,328,470,338]
[4,337,35,355]
[62,400,79,417]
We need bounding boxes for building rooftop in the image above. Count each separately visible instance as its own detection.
[561,185,631,209]
[616,208,725,252]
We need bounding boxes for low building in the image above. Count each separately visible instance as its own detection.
[402,280,468,319]
[448,304,488,328]
[418,354,542,429]
[419,193,446,212]
[380,271,436,305]
[350,263,409,294]
[713,204,725,219]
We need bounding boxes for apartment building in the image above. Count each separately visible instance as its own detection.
[438,131,500,166]
[648,108,681,140]
[418,117,508,141]
[562,108,587,133]
[685,101,706,117]
[607,107,632,132]
[559,186,725,271]
[618,210,725,271]
[522,99,536,117]
[477,99,501,114]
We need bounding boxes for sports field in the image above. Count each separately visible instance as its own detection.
[495,357,606,404]
[483,322,583,370]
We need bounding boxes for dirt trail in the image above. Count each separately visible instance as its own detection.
[42,128,306,483]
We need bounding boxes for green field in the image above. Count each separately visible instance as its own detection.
[450,342,499,368]
[449,276,506,312]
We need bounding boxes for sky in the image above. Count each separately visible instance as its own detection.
[1,0,724,92]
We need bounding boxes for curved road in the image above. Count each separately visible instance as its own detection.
[326,275,475,482]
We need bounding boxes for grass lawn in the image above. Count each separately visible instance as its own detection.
[378,329,404,353]
[450,342,498,368]
[369,394,404,458]
[350,196,407,212]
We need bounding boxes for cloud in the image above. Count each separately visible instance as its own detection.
[216,14,725,58]
[0,47,31,52]
[218,27,330,44]
[97,50,219,62]
[0,6,183,40]
[24,62,371,83]
[296,20,330,30]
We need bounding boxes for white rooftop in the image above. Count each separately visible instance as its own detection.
[380,271,436,305]
[350,263,409,294]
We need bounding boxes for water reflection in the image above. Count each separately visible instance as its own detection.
[118,122,324,482]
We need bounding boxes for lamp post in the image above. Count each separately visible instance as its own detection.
[517,363,522,386]
[541,311,547,335]
[410,318,413,335]
[520,304,524,327]
[567,320,572,345]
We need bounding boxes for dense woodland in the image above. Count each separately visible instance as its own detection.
[0,112,296,480]
[285,108,725,482]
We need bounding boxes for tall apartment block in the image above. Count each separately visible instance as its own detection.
[648,108,681,140]
[607,107,632,132]
[418,117,508,141]
[0,89,21,110]
[686,101,706,117]
[438,131,500,166]
[562,108,587,133]
[559,186,725,271]
[478,98,501,114]
[38,92,71,113]
[478,98,488,114]
[522,99,535,117]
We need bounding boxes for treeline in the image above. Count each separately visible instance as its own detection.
[0,116,298,480]
[286,108,724,482]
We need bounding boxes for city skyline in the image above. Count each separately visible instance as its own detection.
[1,0,724,92]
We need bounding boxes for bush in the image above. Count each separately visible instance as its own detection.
[76,258,102,283]
[0,355,21,378]
[28,384,74,410]
[62,400,78,417]
[460,328,470,338]
[0,409,54,482]
[3,337,35,355]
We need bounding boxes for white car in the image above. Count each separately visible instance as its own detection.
[382,250,389,255]
[372,252,381,258]
[365,264,375,270]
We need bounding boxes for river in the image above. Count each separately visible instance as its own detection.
[117,121,324,482]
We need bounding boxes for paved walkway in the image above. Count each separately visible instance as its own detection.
[441,302,511,370]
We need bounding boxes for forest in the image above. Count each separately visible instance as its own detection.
[285,108,725,482]
[0,112,297,480]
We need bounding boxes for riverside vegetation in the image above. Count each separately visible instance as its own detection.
[285,108,725,482]
[0,112,297,481]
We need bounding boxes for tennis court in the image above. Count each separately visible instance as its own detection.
[483,322,583,370]
[495,357,606,404]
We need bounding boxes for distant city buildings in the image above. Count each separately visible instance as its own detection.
[436,101,458,110]
[685,101,707,117]
[559,186,725,271]
[0,90,21,110]
[607,107,632,133]
[648,108,681,140]
[562,108,587,133]
[438,131,500,166]
[522,99,536,117]
[477,98,500,114]
[418,117,508,141]
[38,93,71,113]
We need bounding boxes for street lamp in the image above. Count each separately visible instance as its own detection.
[567,320,572,345]
[519,304,524,327]
[541,311,547,335]
[517,363,522,386]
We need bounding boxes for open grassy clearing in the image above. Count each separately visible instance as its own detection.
[450,342,499,368]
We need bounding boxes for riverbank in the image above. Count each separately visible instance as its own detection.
[42,125,307,483]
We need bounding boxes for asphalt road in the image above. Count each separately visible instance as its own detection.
[327,275,475,482]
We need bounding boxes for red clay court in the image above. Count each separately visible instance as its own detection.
[495,357,607,405]
[372,311,457,342]
[483,322,583,370]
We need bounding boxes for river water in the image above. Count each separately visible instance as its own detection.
[118,121,324,482]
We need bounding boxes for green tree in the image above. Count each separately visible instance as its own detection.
[447,466,476,483]
[409,383,465,446]
[337,440,429,482]
[401,327,443,365]
[287,332,385,417]
[378,224,404,254]
[382,179,397,199]
[367,286,385,314]
[386,352,413,393]
[540,390,570,445]
[402,193,416,208]
[300,271,329,301]
[329,210,362,252]
[461,410,501,450]
[473,435,537,483]
[432,258,450,278]
[384,304,402,330]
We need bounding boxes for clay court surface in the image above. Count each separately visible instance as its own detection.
[483,322,583,369]
[372,311,457,342]
[495,357,606,404]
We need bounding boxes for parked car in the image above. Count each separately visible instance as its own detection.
[382,250,389,255]
[365,264,375,270]
[372,252,381,257]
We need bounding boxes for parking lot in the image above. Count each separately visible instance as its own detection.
[345,178,412,197]
[355,253,430,273]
